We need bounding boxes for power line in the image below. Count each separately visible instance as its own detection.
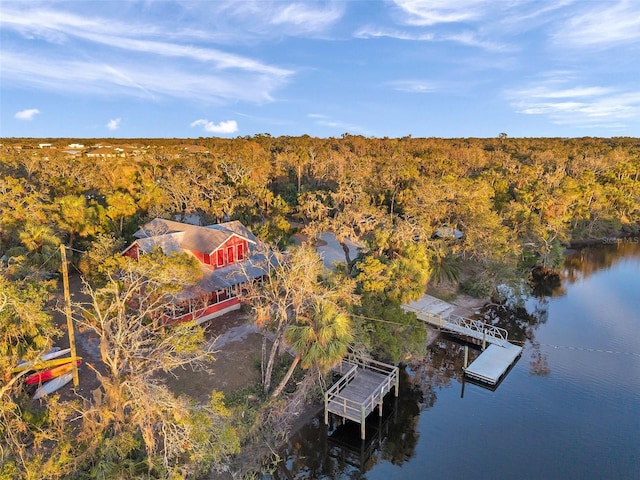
[348,312,423,328]
[33,248,61,271]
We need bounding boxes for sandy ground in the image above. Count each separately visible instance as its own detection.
[316,232,363,270]
[448,294,487,317]
[164,312,263,401]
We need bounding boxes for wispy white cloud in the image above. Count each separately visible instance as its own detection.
[188,1,343,37]
[393,0,492,26]
[270,2,343,32]
[554,1,640,49]
[0,7,291,76]
[0,6,231,43]
[388,80,437,93]
[83,34,291,75]
[523,86,614,99]
[357,4,510,52]
[14,108,40,120]
[107,118,121,131]
[190,119,239,134]
[354,26,434,41]
[0,51,286,104]
[0,5,293,104]
[354,26,509,51]
[307,113,366,134]
[442,31,511,52]
[507,76,640,128]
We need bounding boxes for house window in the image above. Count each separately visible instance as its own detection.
[237,243,244,261]
[227,245,235,264]
[217,249,224,267]
[203,253,211,265]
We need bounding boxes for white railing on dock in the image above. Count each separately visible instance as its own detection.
[344,354,398,377]
[326,363,360,418]
[406,306,509,344]
[403,306,446,328]
[447,314,509,342]
[325,355,399,439]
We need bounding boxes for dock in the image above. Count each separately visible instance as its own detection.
[403,294,522,386]
[464,343,522,385]
[325,356,398,439]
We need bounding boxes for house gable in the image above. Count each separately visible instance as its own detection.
[131,218,254,269]
[211,235,248,268]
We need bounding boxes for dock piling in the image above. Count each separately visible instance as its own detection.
[463,345,469,369]
[324,392,329,425]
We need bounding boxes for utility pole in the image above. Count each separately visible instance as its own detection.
[60,244,79,388]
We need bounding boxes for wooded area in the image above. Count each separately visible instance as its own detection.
[1,135,639,478]
[3,136,638,271]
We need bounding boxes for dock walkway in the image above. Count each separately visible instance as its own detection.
[325,356,398,439]
[403,295,522,386]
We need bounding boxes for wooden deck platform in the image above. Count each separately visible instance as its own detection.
[327,369,388,423]
[325,357,398,439]
[464,343,522,385]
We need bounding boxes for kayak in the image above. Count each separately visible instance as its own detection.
[14,348,72,371]
[12,355,81,374]
[33,372,74,400]
[25,360,81,385]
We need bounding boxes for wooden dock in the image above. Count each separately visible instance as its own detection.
[325,356,398,439]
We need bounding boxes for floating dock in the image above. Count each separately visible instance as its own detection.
[464,343,522,385]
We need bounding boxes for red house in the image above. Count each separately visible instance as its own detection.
[123,218,270,323]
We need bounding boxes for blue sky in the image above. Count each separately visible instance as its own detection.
[1,1,639,139]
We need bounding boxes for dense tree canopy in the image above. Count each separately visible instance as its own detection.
[1,137,638,265]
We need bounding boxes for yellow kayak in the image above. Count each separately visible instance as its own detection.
[12,356,82,374]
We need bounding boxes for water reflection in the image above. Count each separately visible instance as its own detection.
[276,367,426,478]
[564,241,640,285]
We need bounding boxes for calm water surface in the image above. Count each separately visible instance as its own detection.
[277,243,640,479]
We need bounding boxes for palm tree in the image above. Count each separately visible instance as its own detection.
[54,195,99,249]
[271,300,353,398]
[15,222,62,274]
[429,245,461,286]
[19,222,60,255]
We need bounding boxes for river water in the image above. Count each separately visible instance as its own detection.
[275,242,640,479]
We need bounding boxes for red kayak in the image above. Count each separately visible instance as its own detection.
[25,360,81,386]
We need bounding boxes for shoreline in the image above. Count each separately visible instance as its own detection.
[274,292,488,448]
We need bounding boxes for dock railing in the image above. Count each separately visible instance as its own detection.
[345,354,398,379]
[326,362,360,421]
[404,304,509,345]
[447,314,509,343]
[325,354,399,438]
[402,305,446,328]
